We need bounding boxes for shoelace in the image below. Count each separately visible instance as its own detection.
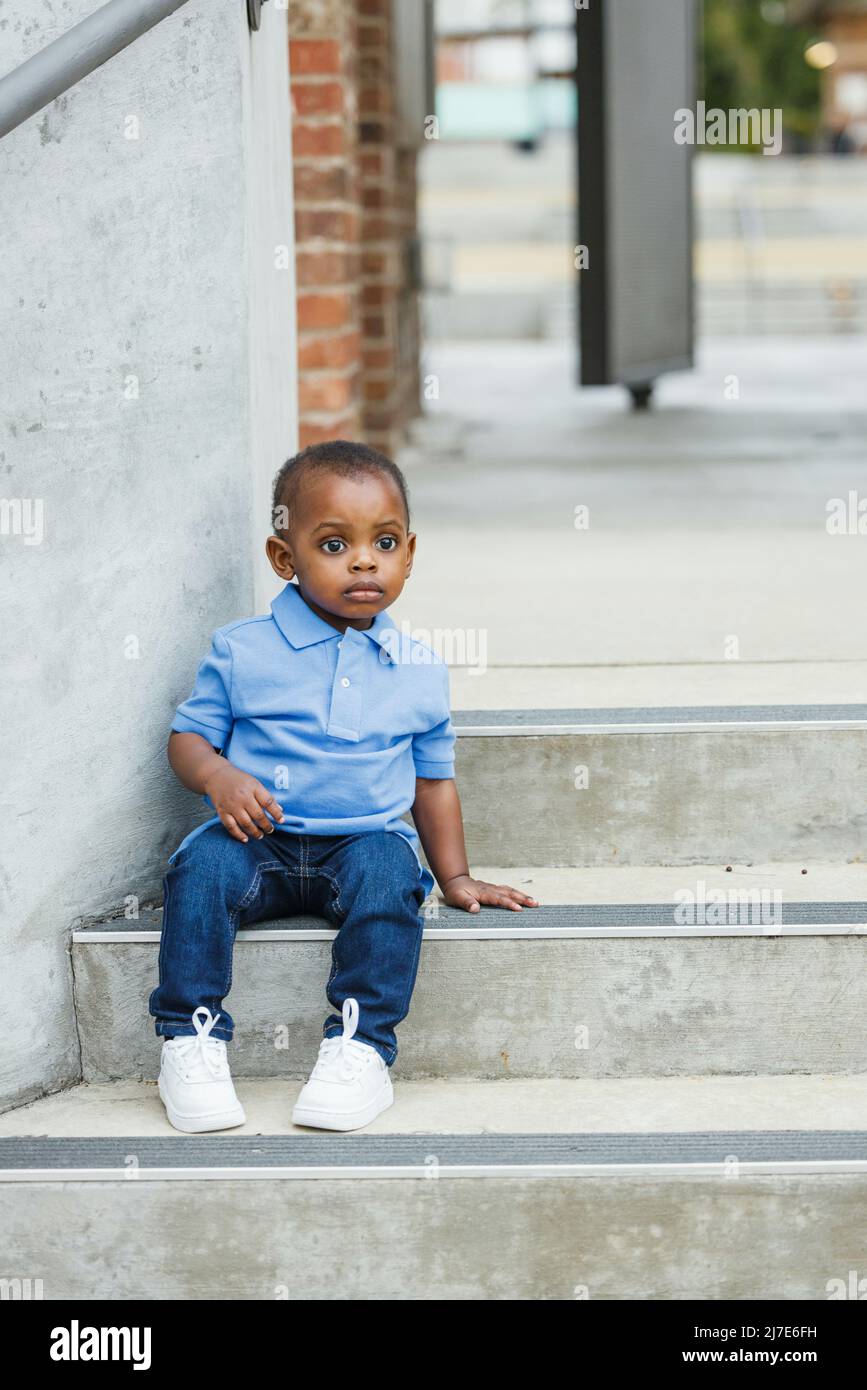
[316,998,372,1080]
[170,1006,228,1080]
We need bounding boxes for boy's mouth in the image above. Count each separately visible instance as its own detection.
[343,581,384,601]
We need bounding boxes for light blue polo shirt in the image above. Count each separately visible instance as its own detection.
[168,580,455,899]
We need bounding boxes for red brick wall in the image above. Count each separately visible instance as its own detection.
[289,4,362,446]
[289,0,420,455]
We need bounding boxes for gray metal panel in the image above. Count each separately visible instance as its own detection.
[605,0,695,383]
[578,0,696,386]
[391,0,436,149]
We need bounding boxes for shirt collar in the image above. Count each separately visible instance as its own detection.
[271,581,398,664]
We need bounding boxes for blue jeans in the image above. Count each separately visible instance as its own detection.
[147,823,428,1066]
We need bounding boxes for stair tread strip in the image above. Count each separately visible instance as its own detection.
[3,1132,867,1182]
[73,901,867,941]
[452,704,867,733]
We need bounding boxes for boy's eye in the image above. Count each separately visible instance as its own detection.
[319,535,399,554]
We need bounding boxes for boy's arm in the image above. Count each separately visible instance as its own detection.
[169,629,283,844]
[168,730,226,794]
[168,731,284,843]
[411,777,538,913]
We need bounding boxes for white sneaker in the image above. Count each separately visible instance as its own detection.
[291,998,393,1132]
[158,1006,246,1133]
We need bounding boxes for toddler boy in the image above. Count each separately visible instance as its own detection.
[149,440,537,1132]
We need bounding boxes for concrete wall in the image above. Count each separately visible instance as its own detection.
[0,0,297,1109]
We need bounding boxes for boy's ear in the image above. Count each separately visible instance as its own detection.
[405,531,417,576]
[265,533,296,581]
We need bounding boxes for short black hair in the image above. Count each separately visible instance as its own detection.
[271,440,411,539]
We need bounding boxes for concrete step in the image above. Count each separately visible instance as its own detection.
[700,320,867,337]
[2,1078,866,1298]
[72,864,867,1083]
[699,317,867,336]
[425,286,867,340]
[448,704,867,867]
[5,1074,867,1136]
[447,663,867,712]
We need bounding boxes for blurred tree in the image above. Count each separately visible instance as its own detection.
[701,0,823,147]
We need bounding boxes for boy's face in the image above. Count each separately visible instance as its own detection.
[265,470,416,632]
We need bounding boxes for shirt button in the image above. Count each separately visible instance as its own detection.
[341,677,350,687]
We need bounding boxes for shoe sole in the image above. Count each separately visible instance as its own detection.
[158,1078,246,1134]
[291,1080,394,1133]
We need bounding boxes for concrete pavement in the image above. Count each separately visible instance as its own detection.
[394,336,867,704]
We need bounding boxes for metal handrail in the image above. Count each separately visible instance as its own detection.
[0,0,193,141]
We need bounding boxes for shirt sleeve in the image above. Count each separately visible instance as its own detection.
[170,629,234,749]
[412,661,456,779]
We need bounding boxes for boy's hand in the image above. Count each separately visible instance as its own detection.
[203,762,284,843]
[442,874,539,914]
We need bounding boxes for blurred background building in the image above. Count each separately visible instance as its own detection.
[789,0,867,149]
[433,0,576,143]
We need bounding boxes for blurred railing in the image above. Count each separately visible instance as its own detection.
[695,156,867,336]
[419,135,867,341]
